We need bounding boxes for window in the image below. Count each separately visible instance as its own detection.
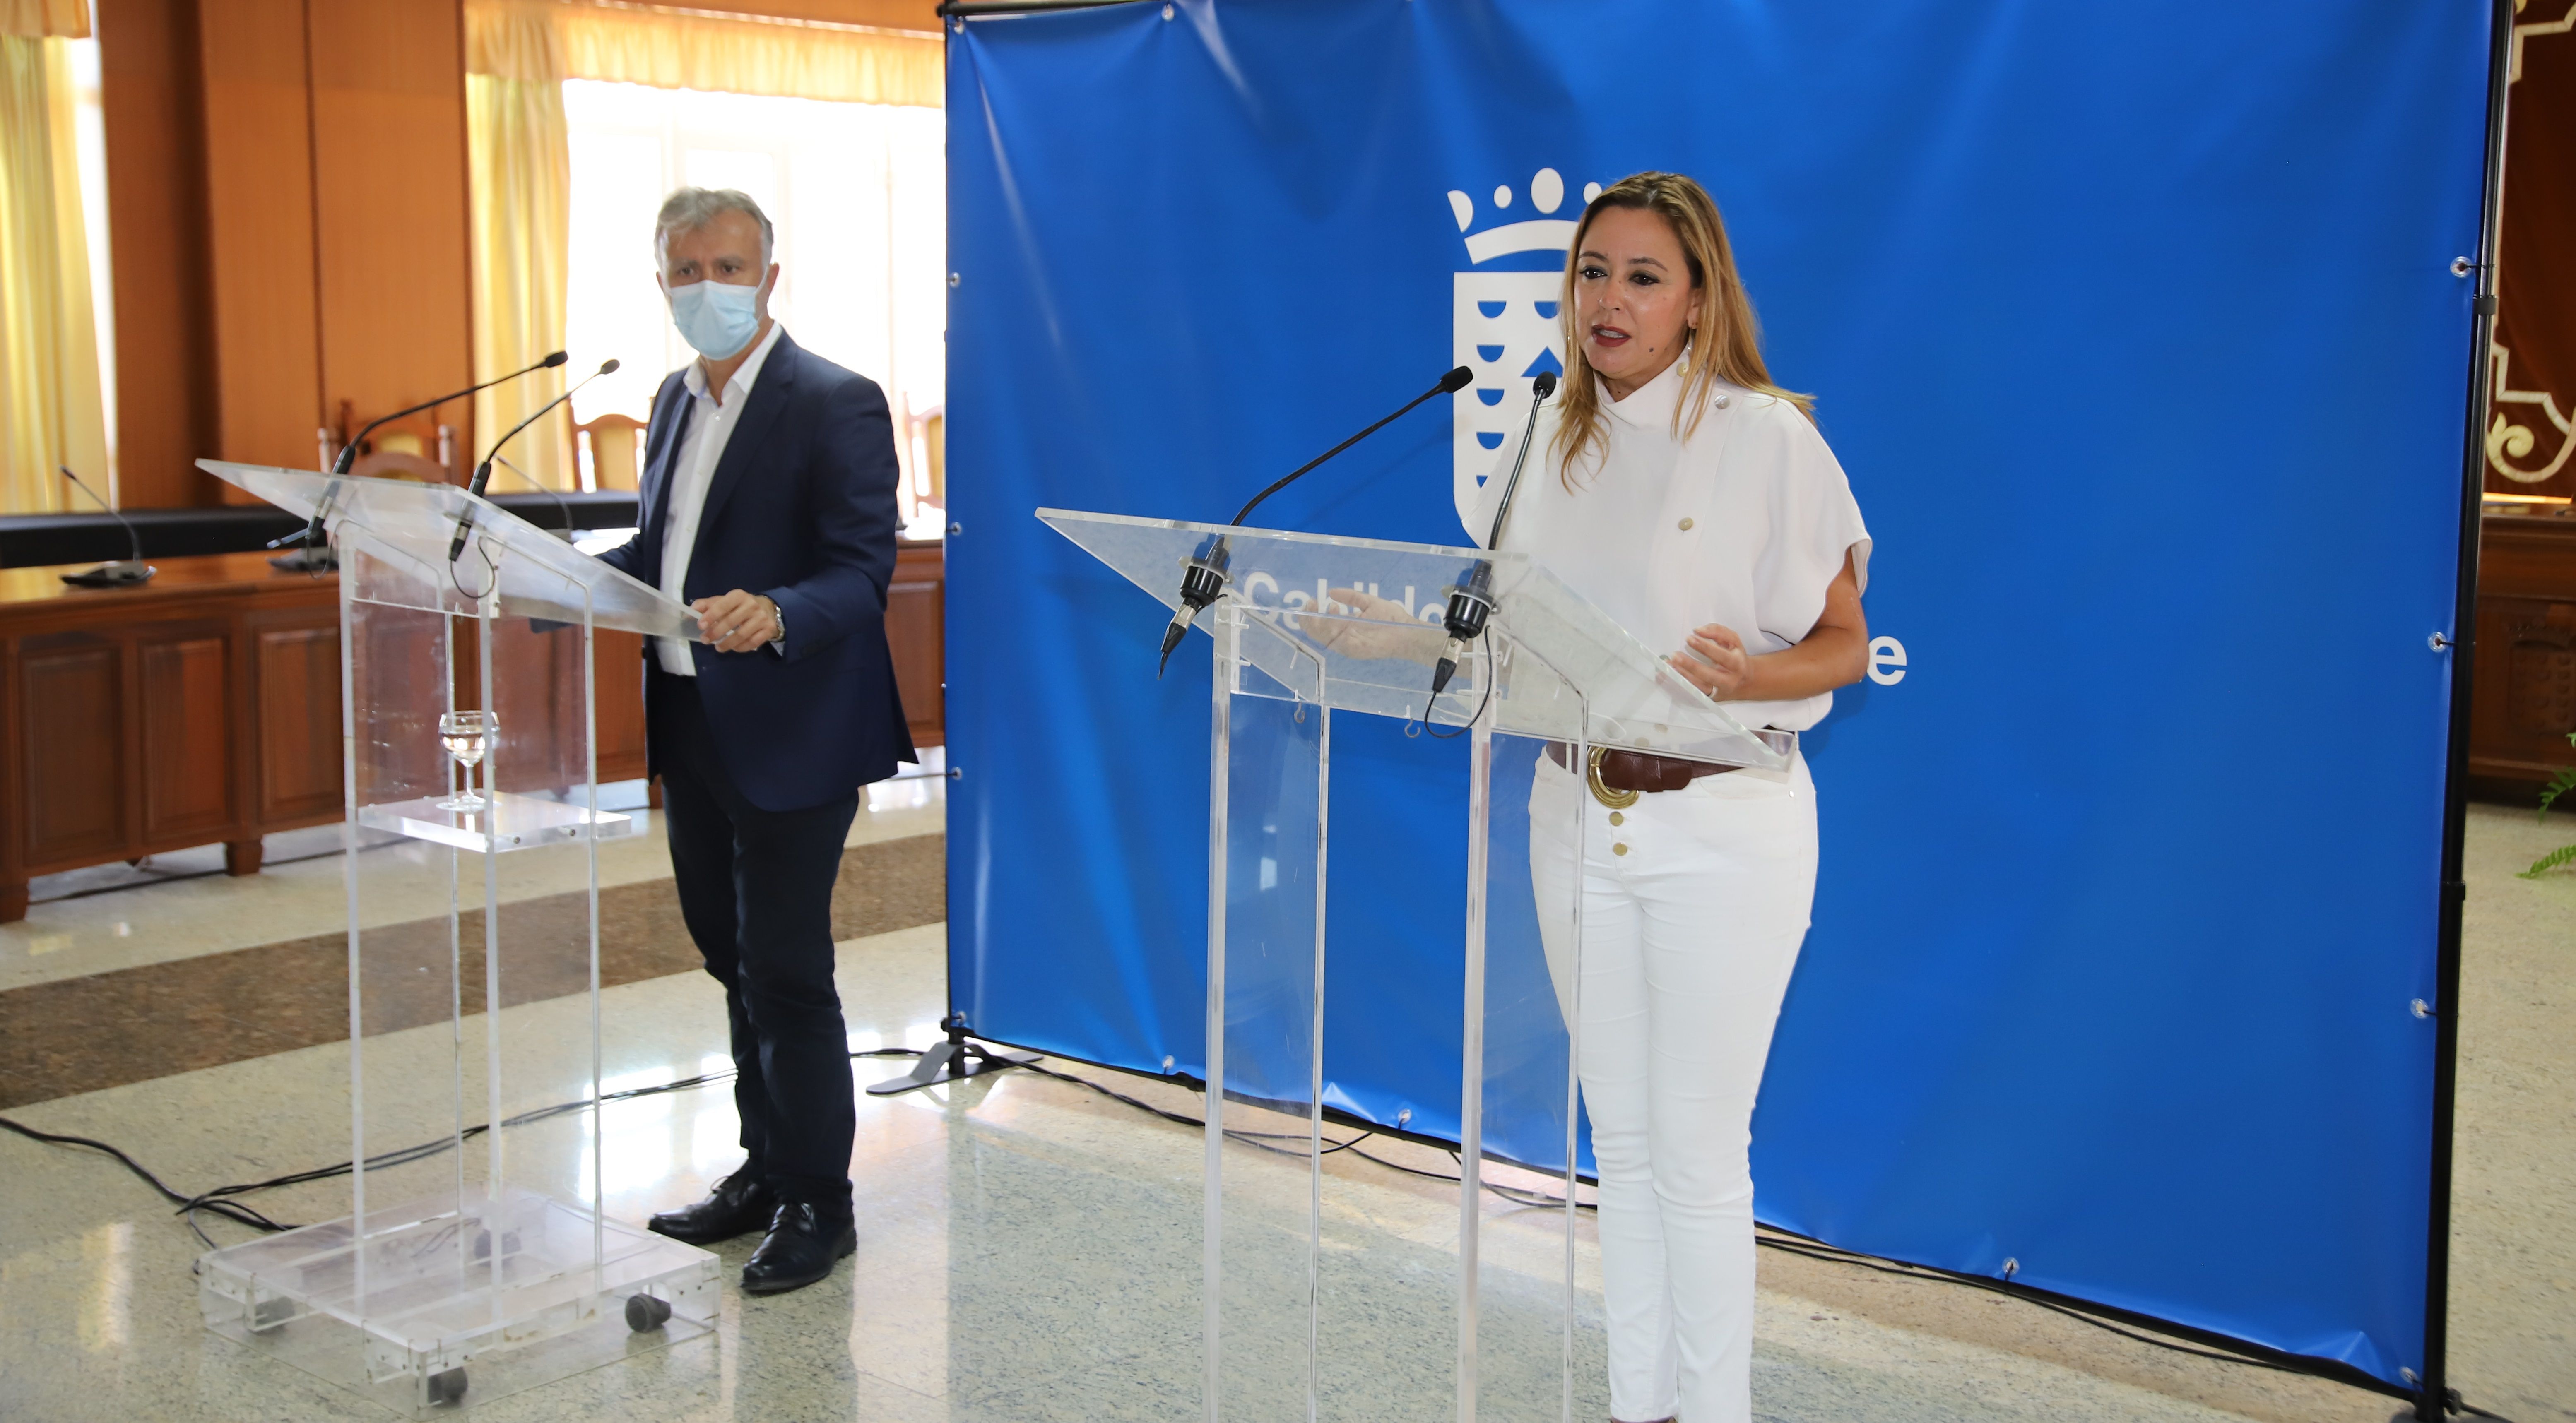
[562,81,944,520]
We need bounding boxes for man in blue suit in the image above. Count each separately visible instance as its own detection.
[595,187,912,1295]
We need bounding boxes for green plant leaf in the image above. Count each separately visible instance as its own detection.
[2540,768,2576,820]
[2519,842,2576,880]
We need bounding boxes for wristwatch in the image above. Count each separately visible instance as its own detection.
[768,599,786,649]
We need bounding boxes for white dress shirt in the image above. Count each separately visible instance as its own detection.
[657,320,786,675]
[1460,361,1870,731]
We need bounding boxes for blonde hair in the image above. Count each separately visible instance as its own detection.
[1551,171,1810,490]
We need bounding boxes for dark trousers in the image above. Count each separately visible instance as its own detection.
[649,667,859,1210]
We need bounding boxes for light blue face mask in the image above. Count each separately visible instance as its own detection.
[667,277,763,360]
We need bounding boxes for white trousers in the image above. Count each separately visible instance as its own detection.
[1529,748,1817,1423]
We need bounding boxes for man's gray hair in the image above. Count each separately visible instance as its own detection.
[655,187,775,267]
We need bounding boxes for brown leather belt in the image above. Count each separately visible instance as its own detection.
[1546,742,1738,808]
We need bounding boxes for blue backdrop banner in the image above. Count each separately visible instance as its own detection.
[943,0,2493,1387]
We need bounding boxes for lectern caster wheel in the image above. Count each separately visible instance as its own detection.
[426,1367,467,1406]
[625,1293,673,1332]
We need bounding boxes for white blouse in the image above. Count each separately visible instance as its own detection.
[1456,362,1871,733]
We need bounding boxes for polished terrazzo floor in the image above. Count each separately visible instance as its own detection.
[0,786,2564,1422]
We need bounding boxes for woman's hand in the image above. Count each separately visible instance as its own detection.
[1667,550,1870,703]
[1671,623,1751,699]
[1299,587,1442,664]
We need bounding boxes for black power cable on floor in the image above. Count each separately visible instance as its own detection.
[0,1052,2529,1423]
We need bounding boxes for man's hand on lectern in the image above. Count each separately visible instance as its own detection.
[694,589,780,653]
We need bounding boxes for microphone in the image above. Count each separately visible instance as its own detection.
[1434,370,1559,699]
[283,350,568,568]
[56,466,154,588]
[1158,364,1474,675]
[450,359,619,564]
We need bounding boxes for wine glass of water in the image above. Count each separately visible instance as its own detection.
[437,710,497,812]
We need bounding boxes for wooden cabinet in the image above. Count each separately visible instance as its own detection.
[2470,513,2576,793]
[0,553,650,920]
[888,538,945,749]
[0,556,335,917]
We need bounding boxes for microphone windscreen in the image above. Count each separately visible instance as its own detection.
[1532,370,1558,399]
[599,358,621,374]
[542,350,569,367]
[1439,364,1473,394]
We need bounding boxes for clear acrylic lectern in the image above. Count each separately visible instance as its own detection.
[1041,509,1789,1422]
[192,461,721,1416]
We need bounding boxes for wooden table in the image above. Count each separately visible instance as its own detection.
[1,540,946,920]
[0,554,345,919]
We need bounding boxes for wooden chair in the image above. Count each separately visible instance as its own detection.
[576,413,648,492]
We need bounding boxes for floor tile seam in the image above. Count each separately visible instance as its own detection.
[0,832,947,1014]
[0,931,950,1113]
[1,829,948,992]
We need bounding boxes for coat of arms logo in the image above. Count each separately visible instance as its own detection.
[1450,167,1599,512]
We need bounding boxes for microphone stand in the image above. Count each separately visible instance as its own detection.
[1158,364,1474,675]
[56,466,154,588]
[1432,369,1559,698]
[450,361,619,564]
[276,350,569,572]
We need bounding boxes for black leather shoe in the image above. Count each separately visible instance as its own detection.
[646,1169,776,1245]
[739,1202,856,1295]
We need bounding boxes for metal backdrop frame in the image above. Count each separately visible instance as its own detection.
[2417,0,2516,1417]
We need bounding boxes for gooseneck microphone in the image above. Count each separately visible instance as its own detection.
[56,466,155,587]
[1433,369,1559,699]
[1158,364,1474,675]
[284,351,568,565]
[450,360,619,565]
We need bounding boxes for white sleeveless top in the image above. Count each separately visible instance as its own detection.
[1457,363,1871,733]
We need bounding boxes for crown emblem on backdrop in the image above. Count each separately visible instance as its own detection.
[1452,167,1601,512]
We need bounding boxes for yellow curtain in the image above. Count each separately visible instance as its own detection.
[0,2,87,39]
[0,24,106,514]
[466,3,574,488]
[553,2,943,109]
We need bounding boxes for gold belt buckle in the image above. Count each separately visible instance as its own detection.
[1586,746,1640,810]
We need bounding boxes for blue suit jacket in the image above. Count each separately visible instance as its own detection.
[597,329,915,811]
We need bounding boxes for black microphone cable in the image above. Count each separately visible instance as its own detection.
[1158,364,1473,675]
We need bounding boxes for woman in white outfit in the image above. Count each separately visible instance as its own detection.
[1461,171,1872,1423]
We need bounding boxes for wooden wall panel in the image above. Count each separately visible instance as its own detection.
[2471,517,2576,790]
[97,0,221,508]
[22,641,127,864]
[887,540,942,748]
[138,631,235,839]
[196,0,325,483]
[595,629,648,784]
[307,0,476,462]
[254,620,339,821]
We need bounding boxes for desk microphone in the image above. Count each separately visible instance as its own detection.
[1433,369,1558,698]
[450,360,618,564]
[1158,364,1474,675]
[56,466,154,587]
[280,351,568,569]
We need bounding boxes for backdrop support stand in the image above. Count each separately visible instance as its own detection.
[2416,3,2515,1418]
[868,1012,1039,1097]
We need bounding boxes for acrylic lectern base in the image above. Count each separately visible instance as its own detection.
[197,1187,718,1417]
